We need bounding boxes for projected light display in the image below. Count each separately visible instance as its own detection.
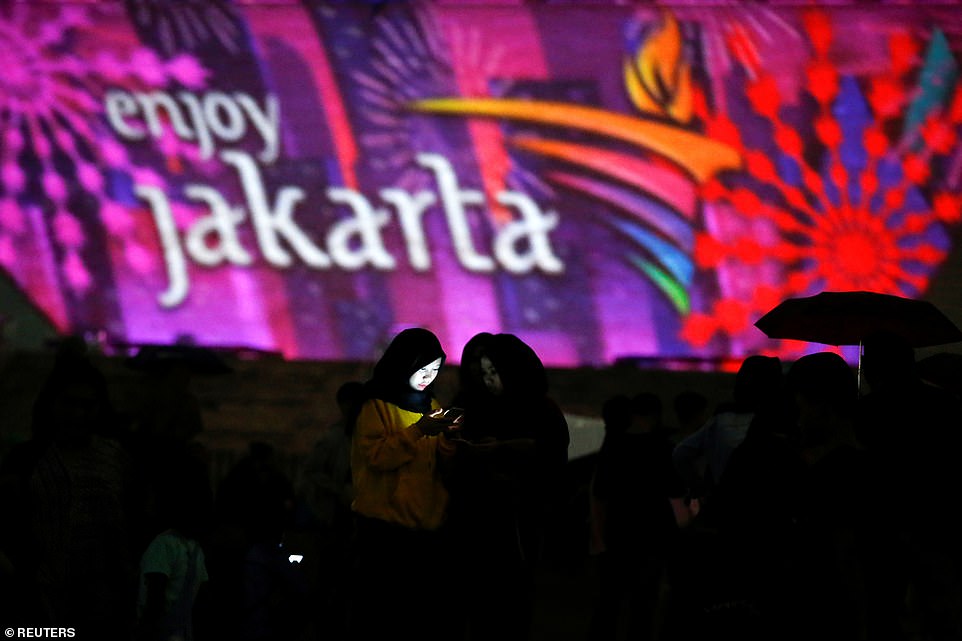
[1,1,960,366]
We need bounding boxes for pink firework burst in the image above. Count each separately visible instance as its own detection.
[0,3,206,302]
[352,2,523,204]
[682,10,962,359]
[125,0,244,57]
[661,3,808,114]
[352,4,462,190]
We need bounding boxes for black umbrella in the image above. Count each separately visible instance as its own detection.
[754,290,962,348]
[754,290,962,392]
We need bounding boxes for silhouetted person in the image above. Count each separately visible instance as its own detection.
[298,380,364,537]
[858,332,962,641]
[588,392,686,641]
[588,395,634,558]
[4,351,136,639]
[125,346,215,562]
[784,351,867,641]
[217,442,295,548]
[669,356,796,641]
[673,355,783,505]
[135,464,212,641]
[916,351,962,403]
[211,441,306,641]
[446,332,570,641]
[295,379,365,641]
[671,389,712,443]
[450,331,496,412]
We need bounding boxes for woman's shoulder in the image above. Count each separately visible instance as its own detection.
[359,396,430,422]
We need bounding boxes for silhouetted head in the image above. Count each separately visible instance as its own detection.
[601,394,633,435]
[733,355,784,413]
[456,332,496,404]
[787,352,857,449]
[630,391,664,433]
[336,380,365,410]
[861,331,916,392]
[336,380,365,414]
[482,333,548,400]
[788,352,858,418]
[31,357,112,447]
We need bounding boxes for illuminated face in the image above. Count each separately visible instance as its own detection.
[409,357,442,392]
[480,356,503,395]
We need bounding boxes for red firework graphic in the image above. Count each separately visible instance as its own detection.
[681,10,962,359]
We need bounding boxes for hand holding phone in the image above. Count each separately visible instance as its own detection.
[441,407,465,423]
[418,411,452,436]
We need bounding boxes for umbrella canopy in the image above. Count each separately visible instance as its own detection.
[754,290,962,348]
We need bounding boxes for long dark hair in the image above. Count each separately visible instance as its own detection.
[365,327,446,413]
[485,333,548,401]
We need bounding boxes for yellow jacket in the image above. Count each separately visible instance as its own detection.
[351,397,456,530]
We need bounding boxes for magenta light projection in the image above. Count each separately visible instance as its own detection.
[1,1,961,367]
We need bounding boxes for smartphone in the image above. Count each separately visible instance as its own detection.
[441,407,465,422]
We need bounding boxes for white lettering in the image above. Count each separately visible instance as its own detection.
[178,92,215,160]
[103,90,280,163]
[237,93,280,163]
[380,188,436,270]
[134,183,189,308]
[417,153,495,272]
[494,191,564,274]
[204,91,246,143]
[136,91,198,145]
[104,90,146,140]
[182,185,253,267]
[327,188,395,269]
[134,151,564,308]
[221,150,330,268]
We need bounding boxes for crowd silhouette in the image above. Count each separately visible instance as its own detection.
[1,329,961,640]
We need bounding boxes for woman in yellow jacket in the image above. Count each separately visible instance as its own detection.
[347,327,460,641]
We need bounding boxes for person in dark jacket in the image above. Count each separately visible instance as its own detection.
[447,332,570,641]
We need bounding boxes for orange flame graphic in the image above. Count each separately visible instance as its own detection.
[625,10,693,124]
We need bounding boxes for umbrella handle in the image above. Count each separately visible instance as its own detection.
[857,340,863,397]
